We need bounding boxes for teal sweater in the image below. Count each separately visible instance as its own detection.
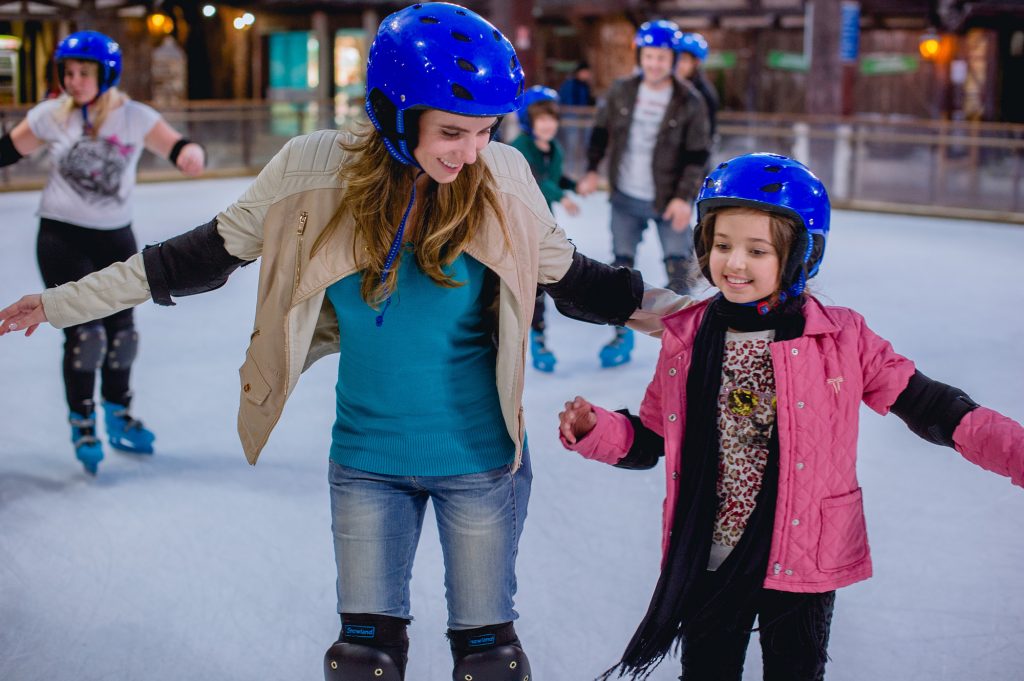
[510,133,577,209]
[325,245,514,476]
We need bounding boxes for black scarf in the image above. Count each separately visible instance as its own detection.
[603,294,806,680]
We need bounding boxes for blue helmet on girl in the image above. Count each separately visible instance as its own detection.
[695,153,830,301]
[365,2,526,166]
[635,20,684,52]
[55,31,123,96]
[516,85,559,136]
[677,33,709,62]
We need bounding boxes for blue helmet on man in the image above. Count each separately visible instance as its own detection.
[677,32,709,62]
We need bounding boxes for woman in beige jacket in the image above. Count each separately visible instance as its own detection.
[0,4,685,679]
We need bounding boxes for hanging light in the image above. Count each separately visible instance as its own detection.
[202,5,216,18]
[147,12,175,37]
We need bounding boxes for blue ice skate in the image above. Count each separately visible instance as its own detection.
[599,327,634,368]
[103,401,155,454]
[69,411,104,475]
[530,329,556,373]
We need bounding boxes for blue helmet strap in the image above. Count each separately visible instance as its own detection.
[375,171,423,327]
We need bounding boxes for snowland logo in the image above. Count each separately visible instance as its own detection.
[827,376,844,394]
[469,634,496,647]
[344,624,376,639]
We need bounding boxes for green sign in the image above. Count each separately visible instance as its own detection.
[860,54,919,75]
[704,51,738,70]
[766,51,808,72]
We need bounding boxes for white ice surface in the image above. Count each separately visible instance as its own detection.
[1,177,1022,681]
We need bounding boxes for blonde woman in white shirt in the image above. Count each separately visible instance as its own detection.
[0,30,204,474]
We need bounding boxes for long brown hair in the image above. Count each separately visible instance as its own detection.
[325,124,509,308]
[696,206,800,305]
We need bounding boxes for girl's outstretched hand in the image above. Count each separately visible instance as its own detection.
[559,395,598,444]
[0,294,46,337]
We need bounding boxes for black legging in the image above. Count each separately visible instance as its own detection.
[36,218,138,416]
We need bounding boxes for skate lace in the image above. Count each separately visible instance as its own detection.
[70,416,99,446]
[114,409,145,431]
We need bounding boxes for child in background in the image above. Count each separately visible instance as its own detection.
[558,153,1023,681]
[511,85,580,372]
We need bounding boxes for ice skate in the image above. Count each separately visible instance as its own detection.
[103,401,155,454]
[600,327,634,368]
[530,329,556,372]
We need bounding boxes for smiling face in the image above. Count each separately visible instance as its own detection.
[639,46,675,86]
[708,208,783,304]
[61,59,101,105]
[413,110,498,184]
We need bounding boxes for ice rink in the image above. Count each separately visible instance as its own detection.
[1,174,1022,681]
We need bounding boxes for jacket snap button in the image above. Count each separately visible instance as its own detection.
[668,367,677,376]
[668,413,677,422]
[795,462,805,470]
[796,401,805,408]
[792,518,800,526]
[243,383,251,393]
[791,348,799,355]
[672,471,679,480]
[785,569,794,576]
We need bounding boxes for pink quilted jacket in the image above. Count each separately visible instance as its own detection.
[565,296,1024,593]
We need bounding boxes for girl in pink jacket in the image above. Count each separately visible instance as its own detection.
[558,153,1024,681]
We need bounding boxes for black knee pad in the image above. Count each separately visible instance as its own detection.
[324,641,403,681]
[68,324,107,373]
[611,255,635,269]
[105,328,139,370]
[449,623,531,681]
[325,613,409,681]
[452,645,531,681]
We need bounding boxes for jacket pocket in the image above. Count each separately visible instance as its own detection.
[816,487,868,572]
[239,352,271,406]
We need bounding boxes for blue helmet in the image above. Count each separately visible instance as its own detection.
[365,2,526,165]
[635,20,684,52]
[55,31,123,95]
[677,33,709,61]
[516,85,559,135]
[696,153,830,300]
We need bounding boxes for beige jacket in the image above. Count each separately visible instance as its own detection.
[41,130,685,468]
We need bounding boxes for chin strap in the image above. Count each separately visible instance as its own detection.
[375,171,424,327]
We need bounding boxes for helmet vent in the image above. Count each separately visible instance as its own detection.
[455,9,467,15]
[452,30,472,42]
[764,165,782,173]
[760,183,783,193]
[717,162,728,169]
[451,83,474,100]
[703,178,716,188]
[412,3,422,9]
[419,16,440,24]
[493,30,502,41]
[457,58,478,73]
[516,81,525,96]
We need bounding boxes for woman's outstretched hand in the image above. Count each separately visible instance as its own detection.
[0,294,46,337]
[559,395,598,444]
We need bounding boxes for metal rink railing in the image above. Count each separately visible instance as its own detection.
[3,100,1022,223]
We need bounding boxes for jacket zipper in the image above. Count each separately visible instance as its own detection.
[293,211,308,293]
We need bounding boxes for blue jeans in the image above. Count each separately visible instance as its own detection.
[609,189,694,263]
[327,451,532,630]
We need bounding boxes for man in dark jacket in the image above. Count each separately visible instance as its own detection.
[576,19,710,367]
